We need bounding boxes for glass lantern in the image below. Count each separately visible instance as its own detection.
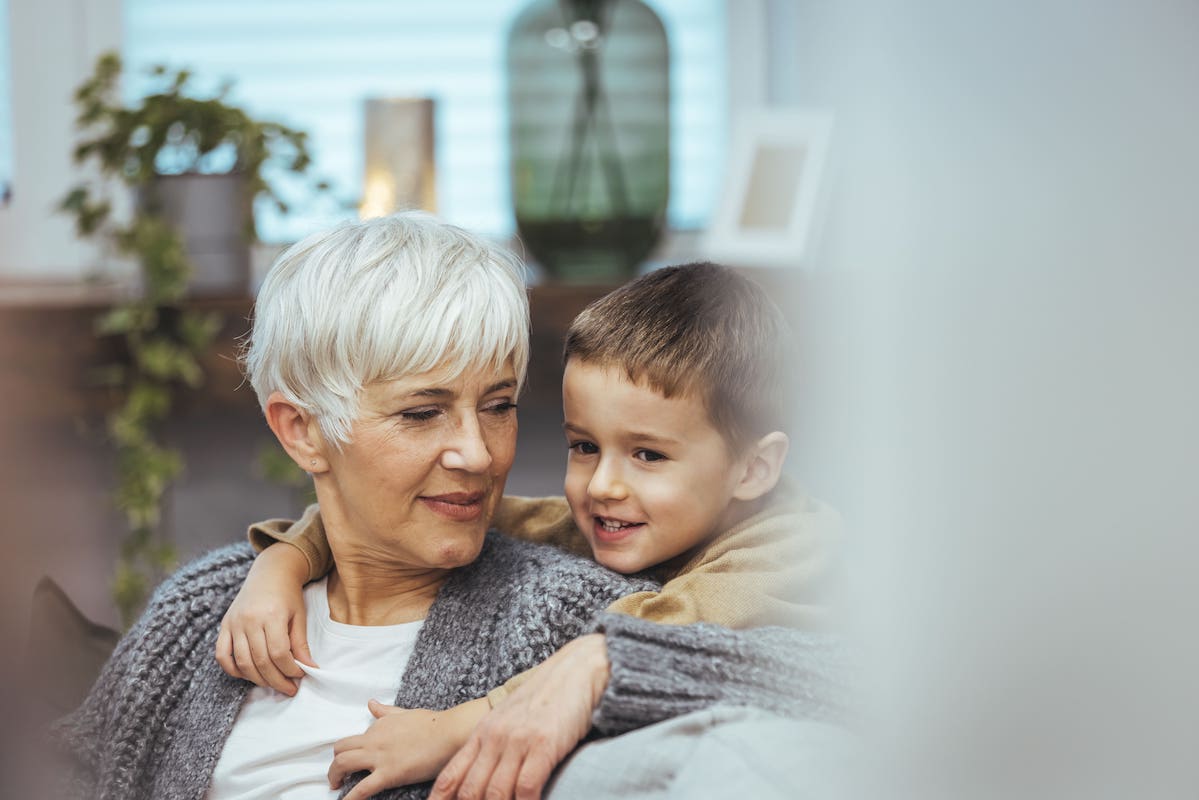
[507,0,669,283]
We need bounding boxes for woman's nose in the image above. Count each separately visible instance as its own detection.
[587,458,628,502]
[441,416,493,472]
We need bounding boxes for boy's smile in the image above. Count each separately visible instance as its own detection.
[561,360,751,574]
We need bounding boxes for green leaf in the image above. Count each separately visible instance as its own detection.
[178,310,223,350]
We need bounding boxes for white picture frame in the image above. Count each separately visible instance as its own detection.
[703,109,834,269]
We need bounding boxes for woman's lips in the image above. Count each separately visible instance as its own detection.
[420,492,485,522]
[592,515,645,543]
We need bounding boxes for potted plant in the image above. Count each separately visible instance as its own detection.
[60,51,325,626]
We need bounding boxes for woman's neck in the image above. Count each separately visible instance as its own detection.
[312,481,453,625]
[324,557,447,625]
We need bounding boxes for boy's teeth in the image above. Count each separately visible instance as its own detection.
[598,517,637,532]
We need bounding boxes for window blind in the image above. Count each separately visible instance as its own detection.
[123,0,726,243]
[0,0,12,202]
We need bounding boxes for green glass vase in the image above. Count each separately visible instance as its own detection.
[507,0,669,283]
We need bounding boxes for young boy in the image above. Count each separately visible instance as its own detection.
[219,262,841,793]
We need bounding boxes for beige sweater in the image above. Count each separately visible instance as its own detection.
[247,484,842,704]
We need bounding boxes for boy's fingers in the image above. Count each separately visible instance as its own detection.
[332,734,365,756]
[343,772,387,800]
[367,698,403,718]
[232,632,268,688]
[264,621,304,679]
[215,626,242,679]
[247,629,296,695]
[290,610,318,668]
[327,748,371,787]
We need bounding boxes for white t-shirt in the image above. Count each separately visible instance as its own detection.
[207,578,424,800]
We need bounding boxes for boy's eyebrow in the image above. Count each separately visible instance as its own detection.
[563,421,681,447]
[626,431,682,447]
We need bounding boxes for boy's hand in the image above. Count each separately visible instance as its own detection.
[329,698,490,800]
[430,634,610,800]
[215,542,316,695]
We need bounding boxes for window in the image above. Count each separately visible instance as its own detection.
[123,0,726,243]
[0,0,12,205]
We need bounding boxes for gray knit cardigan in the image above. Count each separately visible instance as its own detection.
[54,536,846,800]
[53,536,654,800]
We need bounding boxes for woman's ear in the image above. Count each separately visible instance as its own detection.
[732,432,790,502]
[263,391,329,473]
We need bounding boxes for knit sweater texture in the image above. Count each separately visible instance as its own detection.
[52,535,655,800]
[590,612,848,736]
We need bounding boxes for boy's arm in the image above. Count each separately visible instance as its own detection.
[215,504,333,694]
[216,541,317,695]
[489,495,591,558]
[228,496,582,700]
[247,496,585,582]
[247,502,334,582]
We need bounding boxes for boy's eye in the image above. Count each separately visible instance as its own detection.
[569,441,599,456]
[634,449,667,463]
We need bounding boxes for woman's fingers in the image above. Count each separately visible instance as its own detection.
[453,729,505,800]
[247,628,298,695]
[430,735,480,799]
[215,625,243,679]
[514,749,556,800]
[477,744,525,800]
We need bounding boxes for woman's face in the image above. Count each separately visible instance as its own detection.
[317,360,518,572]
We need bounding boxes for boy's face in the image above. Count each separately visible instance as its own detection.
[562,359,748,574]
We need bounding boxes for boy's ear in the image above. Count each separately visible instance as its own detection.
[732,432,790,502]
[264,391,329,474]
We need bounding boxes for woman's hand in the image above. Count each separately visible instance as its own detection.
[430,633,610,800]
[329,698,490,800]
[215,543,316,695]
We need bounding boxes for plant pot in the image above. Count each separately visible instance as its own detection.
[140,173,252,297]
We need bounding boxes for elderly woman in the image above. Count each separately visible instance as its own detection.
[52,214,657,799]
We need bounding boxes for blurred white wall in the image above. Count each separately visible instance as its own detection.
[778,0,1199,796]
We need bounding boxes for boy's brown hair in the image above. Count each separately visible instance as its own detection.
[563,262,793,450]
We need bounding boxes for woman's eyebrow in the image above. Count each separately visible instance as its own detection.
[404,378,516,399]
[485,379,517,394]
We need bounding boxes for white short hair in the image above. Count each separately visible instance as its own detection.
[243,212,530,447]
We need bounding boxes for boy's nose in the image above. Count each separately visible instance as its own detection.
[587,459,629,502]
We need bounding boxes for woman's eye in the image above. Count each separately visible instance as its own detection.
[484,401,518,415]
[635,449,667,463]
[569,441,599,456]
[400,408,441,422]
